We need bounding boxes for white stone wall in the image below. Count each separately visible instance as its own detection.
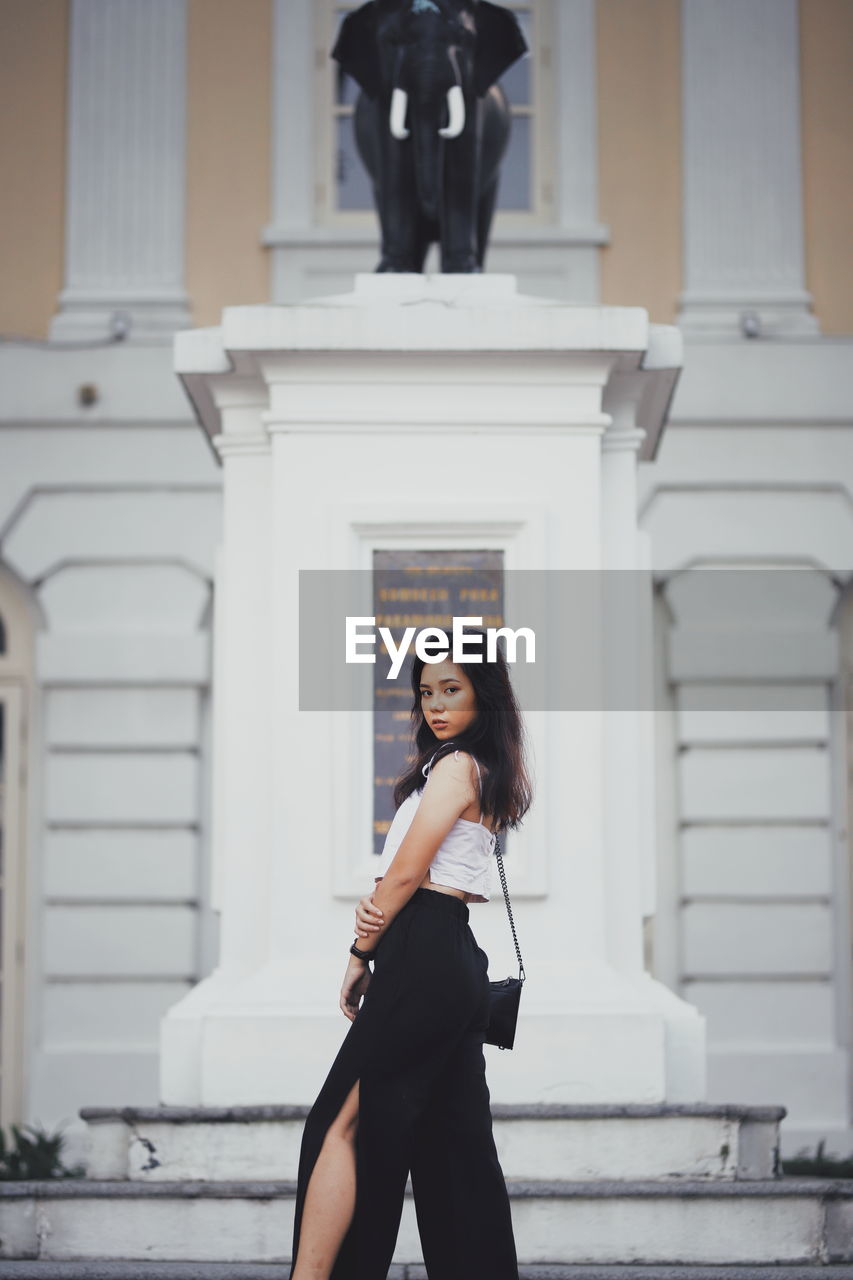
[642,340,853,1156]
[2,337,851,1158]
[0,356,220,1155]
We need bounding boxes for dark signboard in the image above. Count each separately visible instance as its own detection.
[372,549,505,856]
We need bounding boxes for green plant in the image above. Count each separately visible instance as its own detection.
[782,1138,853,1178]
[0,1119,86,1180]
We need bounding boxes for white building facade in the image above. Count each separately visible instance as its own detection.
[0,0,851,1165]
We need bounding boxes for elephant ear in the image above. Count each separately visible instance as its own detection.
[331,1,380,100]
[474,0,528,96]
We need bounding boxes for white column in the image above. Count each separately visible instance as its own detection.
[597,368,707,1097]
[205,428,272,979]
[51,0,191,343]
[159,398,273,1104]
[678,0,818,337]
[636,529,659,926]
[600,408,648,974]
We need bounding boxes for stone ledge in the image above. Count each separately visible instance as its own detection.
[77,1101,787,1123]
[3,1176,852,1199]
[2,1265,853,1280]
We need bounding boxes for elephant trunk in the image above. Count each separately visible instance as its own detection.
[411,56,466,221]
[389,41,466,223]
[412,108,443,221]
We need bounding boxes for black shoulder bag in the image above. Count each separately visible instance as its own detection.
[485,829,526,1051]
[423,742,525,1051]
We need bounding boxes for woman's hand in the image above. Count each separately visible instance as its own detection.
[341,956,371,1022]
[355,891,385,939]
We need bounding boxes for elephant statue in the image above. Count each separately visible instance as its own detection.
[332,0,528,273]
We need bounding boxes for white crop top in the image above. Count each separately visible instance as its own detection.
[374,749,496,903]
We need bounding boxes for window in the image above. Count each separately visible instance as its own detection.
[321,1,551,226]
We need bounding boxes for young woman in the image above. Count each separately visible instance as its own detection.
[288,628,532,1280]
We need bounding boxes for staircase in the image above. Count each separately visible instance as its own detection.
[1,1102,852,1274]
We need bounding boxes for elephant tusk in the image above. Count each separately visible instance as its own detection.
[438,85,465,139]
[389,87,410,140]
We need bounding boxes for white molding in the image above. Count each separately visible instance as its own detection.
[51,0,190,343]
[678,0,818,338]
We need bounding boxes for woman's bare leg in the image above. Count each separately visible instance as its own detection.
[291,1079,360,1280]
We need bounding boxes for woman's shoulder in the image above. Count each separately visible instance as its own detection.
[429,748,487,788]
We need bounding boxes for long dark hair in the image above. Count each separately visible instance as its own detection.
[392,627,533,832]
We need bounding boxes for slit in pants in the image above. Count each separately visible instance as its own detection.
[287,886,519,1280]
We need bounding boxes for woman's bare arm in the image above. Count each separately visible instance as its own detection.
[351,752,477,955]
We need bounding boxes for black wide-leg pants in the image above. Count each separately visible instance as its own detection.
[287,887,519,1280]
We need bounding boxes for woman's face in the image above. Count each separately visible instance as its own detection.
[419,658,478,740]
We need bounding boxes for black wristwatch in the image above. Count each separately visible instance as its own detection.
[349,941,374,963]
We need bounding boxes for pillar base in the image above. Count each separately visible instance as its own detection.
[677,291,820,339]
[50,291,192,344]
[160,962,706,1106]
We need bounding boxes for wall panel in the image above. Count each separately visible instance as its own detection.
[186,0,272,324]
[800,0,853,334]
[596,0,681,322]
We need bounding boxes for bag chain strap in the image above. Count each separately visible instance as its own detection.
[426,743,526,981]
[493,831,525,981]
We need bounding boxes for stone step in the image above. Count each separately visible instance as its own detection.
[3,1176,852,1266]
[79,1102,785,1182]
[3,1267,853,1280]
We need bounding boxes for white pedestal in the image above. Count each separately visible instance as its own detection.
[164,274,705,1105]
